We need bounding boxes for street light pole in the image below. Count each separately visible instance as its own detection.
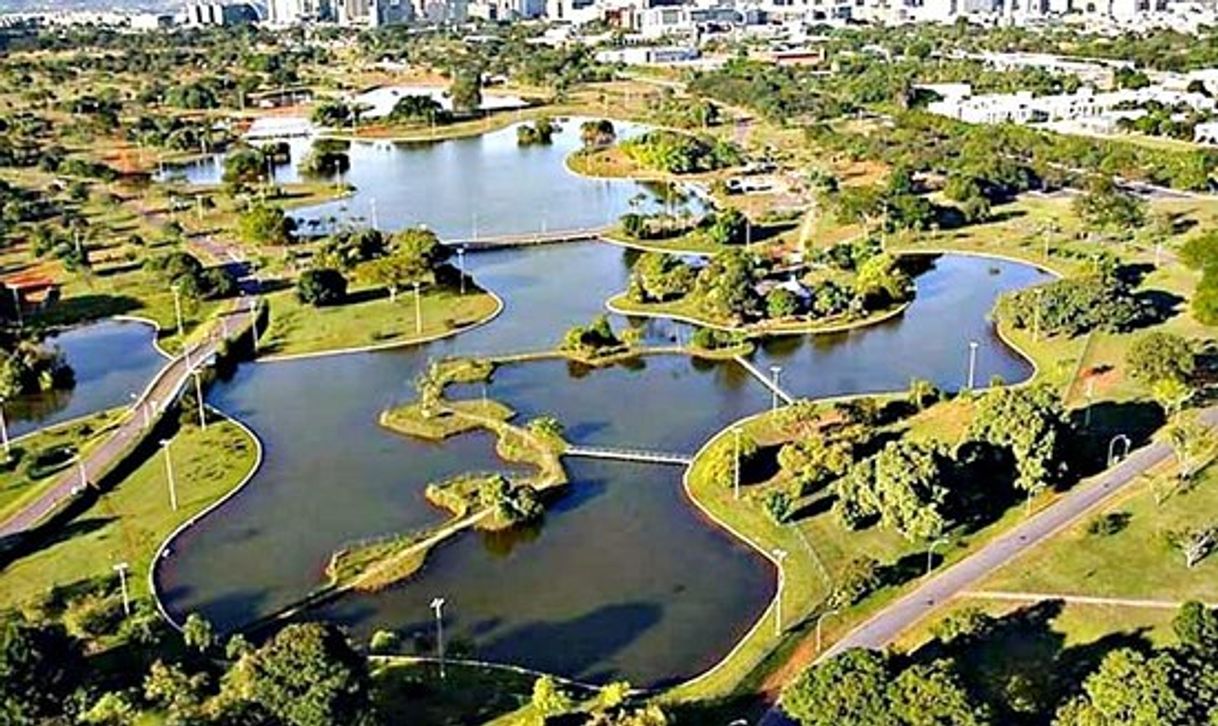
[926,537,949,577]
[1084,378,1095,428]
[0,396,10,462]
[733,426,743,500]
[770,365,783,412]
[816,608,840,652]
[966,341,979,391]
[429,597,446,680]
[172,283,190,369]
[160,439,178,511]
[113,562,131,616]
[457,247,467,296]
[192,369,207,430]
[772,548,788,637]
[414,281,423,335]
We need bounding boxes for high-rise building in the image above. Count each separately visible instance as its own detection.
[267,0,325,24]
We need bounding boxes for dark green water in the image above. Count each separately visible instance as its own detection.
[156,241,1047,686]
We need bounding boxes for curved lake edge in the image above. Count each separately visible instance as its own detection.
[150,405,266,631]
[147,247,1054,692]
[666,253,1061,697]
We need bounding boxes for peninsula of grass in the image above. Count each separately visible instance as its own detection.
[0,417,259,611]
[371,657,543,726]
[0,408,124,526]
[379,399,514,441]
[606,291,910,336]
[259,282,500,359]
[336,392,568,594]
[602,228,743,256]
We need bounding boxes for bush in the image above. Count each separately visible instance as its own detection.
[297,268,348,307]
[1126,332,1194,384]
[1087,511,1131,537]
[368,630,399,654]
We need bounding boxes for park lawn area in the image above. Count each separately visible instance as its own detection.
[893,596,1178,656]
[981,457,1218,604]
[0,418,258,610]
[380,399,515,441]
[371,658,541,726]
[0,408,124,524]
[259,283,499,359]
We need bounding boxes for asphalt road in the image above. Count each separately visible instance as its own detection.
[757,405,1218,726]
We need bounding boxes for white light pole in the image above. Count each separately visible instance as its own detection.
[773,548,788,636]
[816,608,840,652]
[1108,434,1131,467]
[430,597,446,680]
[113,562,131,616]
[769,365,783,412]
[0,396,9,462]
[457,247,467,296]
[414,281,423,335]
[192,369,207,430]
[160,439,178,511]
[247,293,260,353]
[733,426,743,500]
[1084,377,1095,428]
[966,341,979,391]
[1032,288,1043,341]
[926,537,949,577]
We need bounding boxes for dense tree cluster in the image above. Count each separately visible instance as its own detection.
[144,251,238,302]
[1180,231,1218,325]
[620,131,742,174]
[995,267,1148,337]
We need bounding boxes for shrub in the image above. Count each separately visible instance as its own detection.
[297,268,348,307]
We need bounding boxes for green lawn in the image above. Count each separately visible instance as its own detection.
[260,283,500,359]
[0,409,124,524]
[983,459,1218,603]
[0,417,258,610]
[372,659,539,726]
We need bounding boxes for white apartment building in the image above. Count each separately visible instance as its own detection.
[267,0,325,24]
[928,83,1216,127]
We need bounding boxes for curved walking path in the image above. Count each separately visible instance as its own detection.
[758,404,1218,726]
[0,305,255,540]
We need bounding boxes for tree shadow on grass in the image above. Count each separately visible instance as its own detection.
[1065,401,1163,481]
[908,598,1156,723]
[32,294,143,327]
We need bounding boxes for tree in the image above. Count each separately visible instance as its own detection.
[693,248,759,322]
[182,613,213,654]
[1162,412,1212,481]
[1126,332,1194,385]
[299,139,350,178]
[144,659,207,723]
[854,253,912,308]
[780,648,891,725]
[297,268,348,307]
[1072,175,1146,234]
[888,661,990,725]
[1173,601,1218,654]
[1055,649,1190,725]
[222,147,268,190]
[531,675,573,719]
[630,252,694,302]
[0,619,82,722]
[449,71,482,115]
[360,228,448,301]
[968,384,1066,496]
[1152,377,1193,417]
[233,623,373,726]
[767,287,800,319]
[908,378,940,411]
[238,204,295,246]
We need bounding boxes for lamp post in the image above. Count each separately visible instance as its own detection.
[733,426,743,500]
[192,368,207,430]
[0,396,9,462]
[457,247,467,296]
[966,341,979,391]
[926,537,949,577]
[1108,434,1131,467]
[1084,378,1095,428]
[816,609,840,653]
[429,597,446,680]
[160,439,178,511]
[773,548,789,637]
[414,281,423,335]
[77,458,88,491]
[113,562,131,616]
[770,365,783,412]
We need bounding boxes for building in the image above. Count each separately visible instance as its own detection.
[336,0,414,25]
[185,2,261,26]
[267,0,325,24]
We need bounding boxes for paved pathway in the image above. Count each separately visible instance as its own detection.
[757,405,1218,726]
[961,590,1214,610]
[0,307,253,540]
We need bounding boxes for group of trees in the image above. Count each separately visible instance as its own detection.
[1181,230,1218,325]
[516,118,557,146]
[829,167,936,233]
[298,138,351,178]
[144,250,238,302]
[783,599,1218,725]
[559,315,630,359]
[996,265,1148,337]
[0,339,74,398]
[620,131,742,175]
[297,227,452,308]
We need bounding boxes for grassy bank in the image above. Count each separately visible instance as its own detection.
[0,409,124,525]
[260,283,500,359]
[0,416,259,610]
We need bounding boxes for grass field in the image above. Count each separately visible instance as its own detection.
[0,417,258,610]
[260,283,499,358]
[373,659,539,726]
[0,409,124,524]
